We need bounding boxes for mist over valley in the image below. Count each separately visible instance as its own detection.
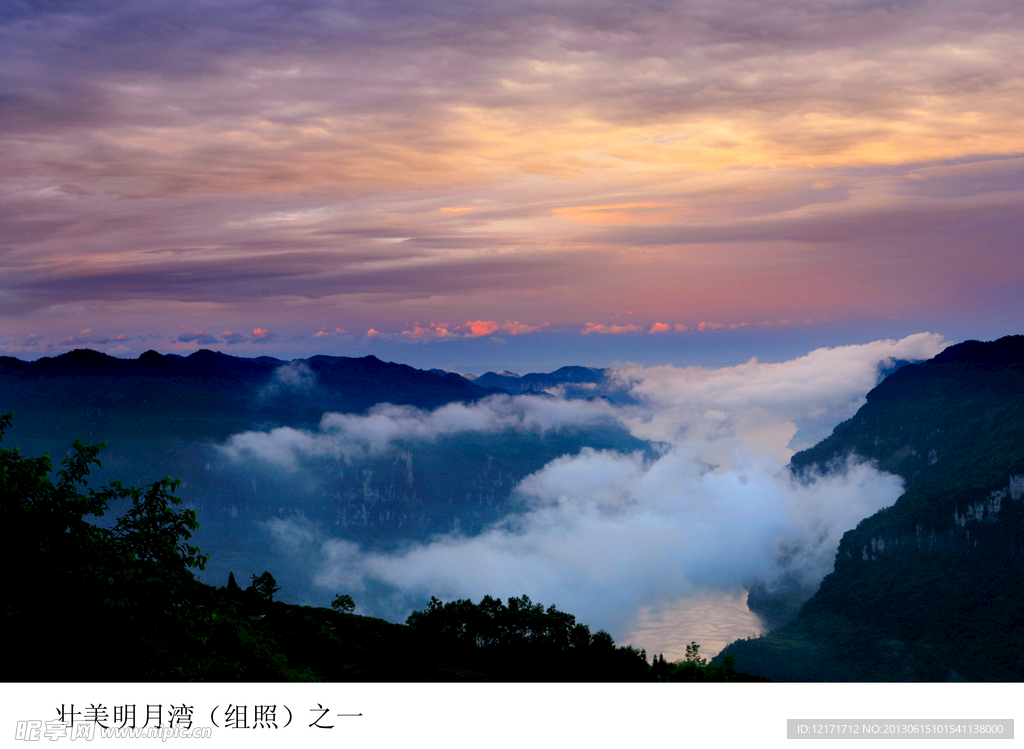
[1,333,949,661]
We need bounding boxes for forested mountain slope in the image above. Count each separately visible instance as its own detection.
[723,335,1024,681]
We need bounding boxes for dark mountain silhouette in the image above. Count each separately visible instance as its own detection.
[0,349,501,441]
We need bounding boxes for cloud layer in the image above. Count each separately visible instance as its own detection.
[222,394,619,467]
[613,332,949,459]
[224,335,941,651]
[309,448,903,638]
[1,1,1022,357]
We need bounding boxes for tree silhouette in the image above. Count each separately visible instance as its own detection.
[248,571,281,605]
[3,412,209,679]
[684,641,707,667]
[331,594,355,614]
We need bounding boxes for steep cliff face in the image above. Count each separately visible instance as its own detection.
[234,426,646,545]
[723,335,1024,681]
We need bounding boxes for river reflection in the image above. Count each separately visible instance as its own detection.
[625,589,765,662]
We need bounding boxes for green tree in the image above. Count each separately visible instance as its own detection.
[331,593,356,614]
[684,641,707,667]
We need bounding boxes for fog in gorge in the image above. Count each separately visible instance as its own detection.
[213,334,944,656]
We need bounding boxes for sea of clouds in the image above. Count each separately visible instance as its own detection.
[220,333,946,644]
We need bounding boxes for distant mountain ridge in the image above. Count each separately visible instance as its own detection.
[0,348,499,438]
[473,366,607,394]
[723,335,1024,681]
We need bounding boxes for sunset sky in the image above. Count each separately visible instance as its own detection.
[2,0,1022,371]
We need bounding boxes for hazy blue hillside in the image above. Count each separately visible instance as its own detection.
[0,348,500,439]
[474,366,607,394]
[0,348,648,608]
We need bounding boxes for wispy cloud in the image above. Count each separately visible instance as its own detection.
[397,320,549,342]
[221,394,619,468]
[0,1,1020,350]
[582,322,643,335]
[58,329,128,346]
[613,332,948,458]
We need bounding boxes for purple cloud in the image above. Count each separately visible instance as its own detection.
[176,331,220,344]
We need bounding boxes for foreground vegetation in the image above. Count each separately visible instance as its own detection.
[3,413,760,682]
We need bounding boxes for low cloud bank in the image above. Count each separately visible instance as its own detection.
[304,448,903,634]
[257,361,318,402]
[221,394,618,467]
[613,332,947,462]
[227,334,945,640]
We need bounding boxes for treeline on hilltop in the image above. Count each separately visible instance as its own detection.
[2,413,760,682]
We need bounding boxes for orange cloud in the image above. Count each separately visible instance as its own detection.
[444,320,549,338]
[314,326,348,338]
[253,327,269,337]
[649,322,671,334]
[465,320,500,337]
